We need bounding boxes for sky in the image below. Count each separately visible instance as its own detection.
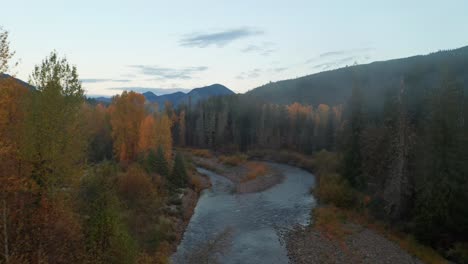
[2,0,468,96]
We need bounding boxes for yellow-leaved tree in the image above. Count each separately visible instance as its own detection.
[155,113,173,162]
[109,91,146,163]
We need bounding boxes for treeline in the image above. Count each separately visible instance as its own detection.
[179,95,343,153]
[0,28,193,263]
[180,73,468,261]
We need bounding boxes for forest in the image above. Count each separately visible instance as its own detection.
[0,27,201,263]
[1,23,468,263]
[178,52,468,262]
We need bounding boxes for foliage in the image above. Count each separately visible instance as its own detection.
[170,152,188,189]
[219,153,247,166]
[109,91,146,163]
[154,146,170,177]
[0,27,17,74]
[80,164,137,263]
[316,173,356,208]
[313,151,356,208]
[117,164,158,208]
[22,51,86,192]
[243,162,269,182]
[189,148,213,158]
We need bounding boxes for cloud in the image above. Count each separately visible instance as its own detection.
[241,42,275,56]
[107,87,191,95]
[273,67,287,73]
[307,47,374,71]
[307,47,374,64]
[81,78,131,83]
[318,47,374,59]
[310,56,362,71]
[128,65,208,80]
[180,27,264,48]
[236,68,261,80]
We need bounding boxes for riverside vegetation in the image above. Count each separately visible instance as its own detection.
[1,25,468,263]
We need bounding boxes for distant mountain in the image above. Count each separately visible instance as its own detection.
[93,97,112,103]
[0,73,35,91]
[96,84,235,108]
[247,45,468,109]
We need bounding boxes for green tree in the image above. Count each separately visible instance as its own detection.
[414,76,467,245]
[170,152,188,189]
[342,86,365,189]
[154,145,169,177]
[80,164,137,264]
[23,51,86,192]
[0,27,17,74]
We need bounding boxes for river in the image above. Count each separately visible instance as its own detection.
[172,163,316,264]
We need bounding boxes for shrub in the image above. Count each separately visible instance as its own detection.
[313,150,340,174]
[190,175,203,192]
[243,162,269,182]
[247,149,314,171]
[316,172,356,208]
[219,153,247,166]
[118,165,157,207]
[190,148,213,158]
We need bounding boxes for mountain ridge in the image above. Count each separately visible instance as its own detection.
[247,45,468,108]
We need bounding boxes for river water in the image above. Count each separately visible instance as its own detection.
[172,163,316,264]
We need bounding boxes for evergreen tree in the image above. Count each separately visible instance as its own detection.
[154,145,169,177]
[145,149,157,173]
[414,76,467,244]
[170,152,188,189]
[342,86,365,189]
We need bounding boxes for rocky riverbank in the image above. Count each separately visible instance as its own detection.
[286,222,423,264]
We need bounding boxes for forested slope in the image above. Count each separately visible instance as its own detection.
[248,46,468,109]
[181,46,468,263]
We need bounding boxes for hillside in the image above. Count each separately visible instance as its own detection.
[0,73,35,91]
[247,46,468,108]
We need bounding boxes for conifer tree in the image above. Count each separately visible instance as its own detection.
[154,145,169,177]
[342,86,365,189]
[170,152,188,189]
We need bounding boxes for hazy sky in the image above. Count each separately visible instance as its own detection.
[2,0,468,96]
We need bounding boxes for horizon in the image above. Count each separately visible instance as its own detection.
[2,1,468,96]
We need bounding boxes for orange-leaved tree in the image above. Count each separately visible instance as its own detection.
[154,113,173,163]
[109,91,146,163]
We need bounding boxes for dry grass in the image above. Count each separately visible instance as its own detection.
[247,149,314,171]
[242,162,270,182]
[219,153,248,166]
[190,174,203,192]
[188,148,213,158]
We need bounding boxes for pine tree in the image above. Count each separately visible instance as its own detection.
[145,149,157,173]
[414,75,467,243]
[170,152,188,189]
[154,145,169,177]
[342,86,365,189]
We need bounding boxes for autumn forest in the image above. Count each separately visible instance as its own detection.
[1,20,468,264]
